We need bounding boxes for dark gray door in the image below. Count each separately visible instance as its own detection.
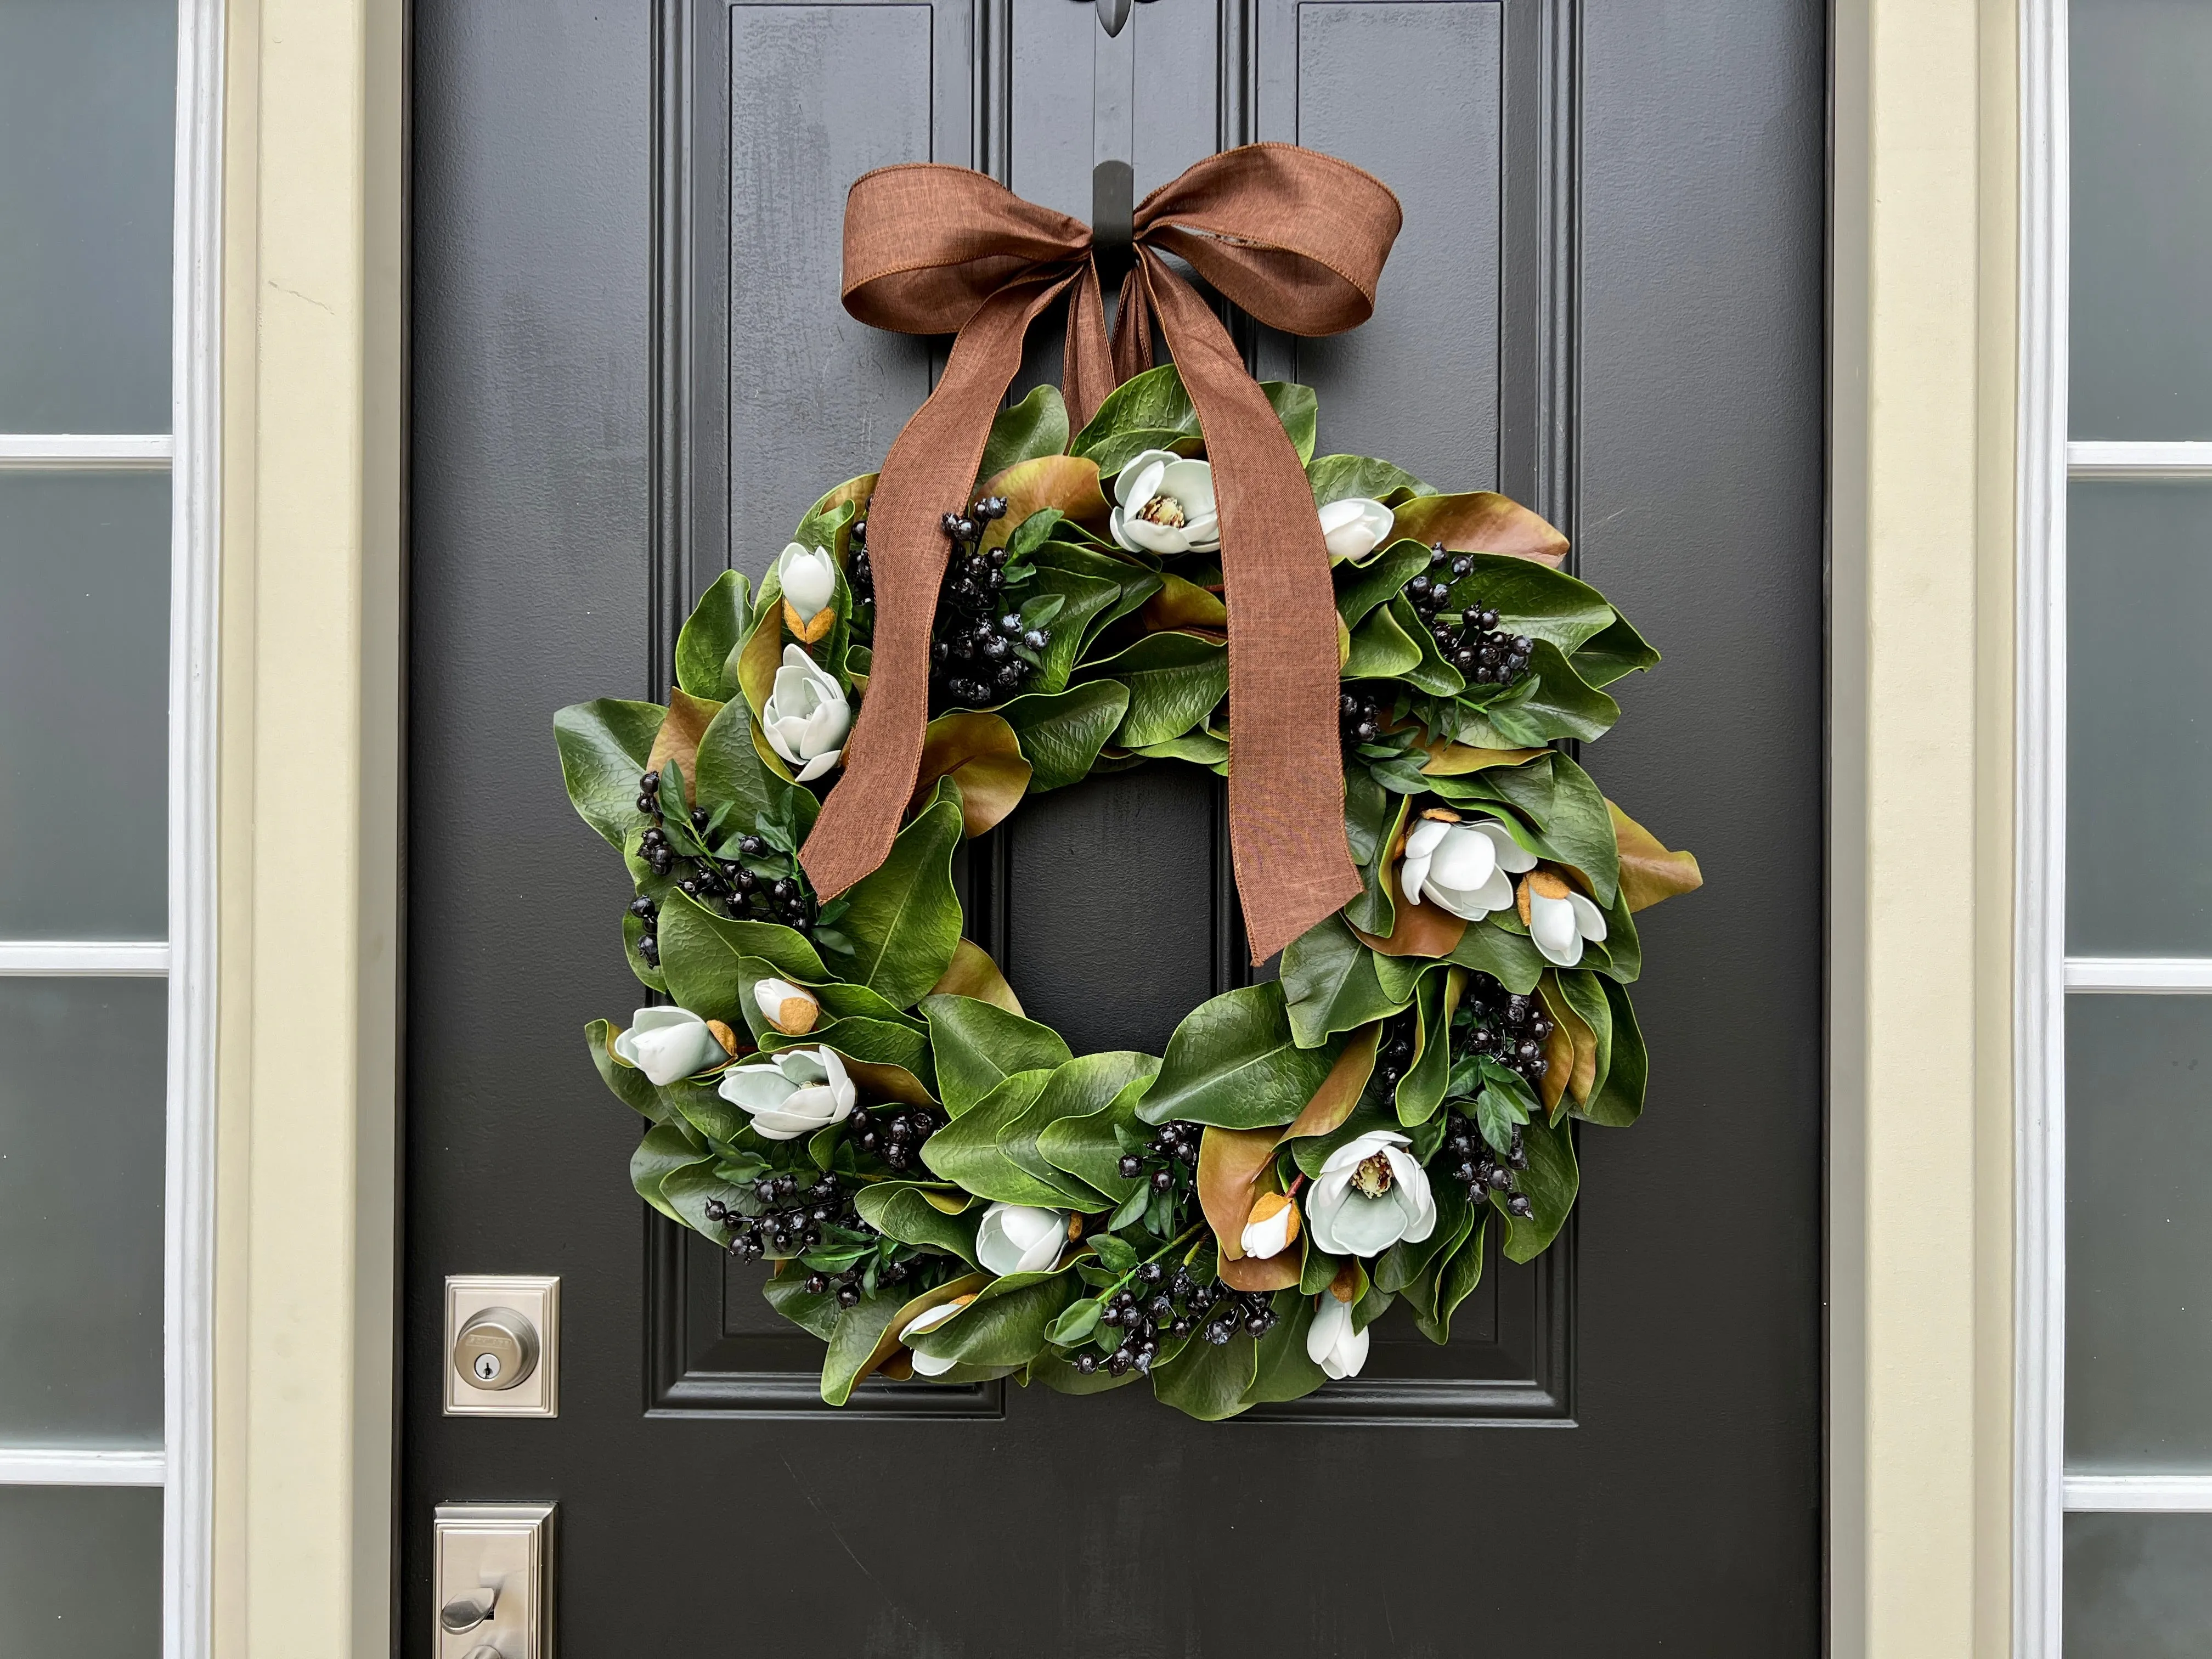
[406,0,1824,1650]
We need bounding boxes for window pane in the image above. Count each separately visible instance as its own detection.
[0,0,175,432]
[0,472,168,939]
[2066,1513,2212,1658]
[2067,479,2212,955]
[0,979,164,1447]
[0,1486,160,1657]
[2072,0,2212,438]
[2067,995,2212,1471]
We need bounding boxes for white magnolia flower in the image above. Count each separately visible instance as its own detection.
[1306,1292,1370,1380]
[899,1295,974,1378]
[1520,871,1609,968]
[1399,809,1536,922]
[1305,1129,1437,1258]
[1318,496,1393,562]
[775,542,838,634]
[1239,1190,1301,1260]
[612,1006,732,1086]
[752,976,821,1036]
[715,1045,855,1141]
[1109,449,1221,556]
[761,645,851,783]
[974,1202,1068,1277]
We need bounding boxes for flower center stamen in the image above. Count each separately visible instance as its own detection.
[1351,1152,1396,1199]
[1135,492,1187,529]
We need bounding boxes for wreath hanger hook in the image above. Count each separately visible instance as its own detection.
[1079,0,1160,41]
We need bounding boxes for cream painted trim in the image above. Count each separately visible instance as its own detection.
[1832,0,2018,1654]
[214,1,404,1656]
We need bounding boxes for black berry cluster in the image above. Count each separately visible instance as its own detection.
[847,509,875,608]
[628,769,820,962]
[927,498,1051,710]
[803,1252,928,1308]
[1372,1008,1419,1097]
[1117,1118,1202,1202]
[1339,686,1387,754]
[1452,972,1555,1090]
[1405,543,1533,686]
[1079,1262,1280,1377]
[705,1170,851,1263]
[1443,1113,1534,1218]
[852,1103,945,1173]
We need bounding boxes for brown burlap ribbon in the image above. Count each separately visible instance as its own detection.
[800,143,1403,963]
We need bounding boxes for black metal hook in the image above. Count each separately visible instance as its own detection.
[1077,0,1160,40]
[1092,160,1134,285]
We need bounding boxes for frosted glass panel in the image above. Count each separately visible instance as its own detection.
[0,473,169,939]
[2066,1513,2212,1658]
[2067,996,2212,1471]
[2068,480,2212,955]
[0,1486,160,1656]
[0,0,175,432]
[0,979,165,1447]
[2073,0,2212,438]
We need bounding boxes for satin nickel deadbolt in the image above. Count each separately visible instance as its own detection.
[433,1503,556,1659]
[445,1277,559,1416]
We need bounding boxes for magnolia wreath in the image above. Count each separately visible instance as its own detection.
[554,147,1700,1419]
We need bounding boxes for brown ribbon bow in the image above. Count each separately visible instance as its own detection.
[800,143,1404,963]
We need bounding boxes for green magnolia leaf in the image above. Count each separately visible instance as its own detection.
[979,384,1070,480]
[1414,1209,1487,1344]
[1334,540,1432,628]
[1456,552,1619,653]
[1446,920,1545,994]
[693,696,816,848]
[675,571,752,702]
[1152,1327,1260,1420]
[1394,968,1455,1125]
[656,889,828,1023]
[1577,977,1647,1126]
[1389,595,1468,696]
[820,1293,909,1406]
[1045,1297,1104,1346]
[1070,363,1318,472]
[1571,610,1661,686]
[588,1020,674,1124]
[1342,603,1424,680]
[1084,632,1229,749]
[762,1272,842,1341]
[655,1075,748,1145]
[761,1015,935,1090]
[922,995,1074,1116]
[853,1181,981,1263]
[1475,640,1622,746]
[1035,1072,1151,1202]
[1289,1101,1393,1180]
[1280,915,1410,1048]
[554,698,663,848]
[630,1123,711,1224]
[999,681,1131,792]
[1241,1293,1327,1405]
[1029,541,1163,630]
[919,1070,1067,1204]
[1499,1115,1578,1262]
[831,787,964,1008]
[1144,983,1340,1130]
[1308,454,1432,508]
[1001,1051,1159,1208]
[1266,381,1319,464]
[907,1268,1075,1367]
[1022,566,1124,694]
[1444,751,1620,906]
[1375,1175,1471,1295]
[1551,968,1615,1109]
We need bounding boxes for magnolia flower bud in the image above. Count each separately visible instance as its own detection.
[1239,1190,1301,1260]
[899,1294,975,1378]
[761,645,852,783]
[776,542,839,641]
[1317,495,1394,562]
[715,1045,855,1141]
[1518,869,1610,968]
[752,976,821,1036]
[1306,1290,1370,1379]
[612,1006,731,1085]
[974,1202,1067,1277]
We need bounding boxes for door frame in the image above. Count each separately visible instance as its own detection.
[205,0,2022,1652]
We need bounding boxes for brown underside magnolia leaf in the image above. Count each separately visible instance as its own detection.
[1198,1126,1282,1264]
[736,606,785,721]
[842,1058,936,1108]
[1390,492,1570,568]
[1141,571,1229,633]
[850,1271,988,1393]
[978,455,1112,548]
[1537,975,1598,1113]
[1281,1023,1380,1143]
[645,689,723,803]
[1350,828,1469,958]
[1421,741,1550,777]
[802,472,879,560]
[1609,800,1704,912]
[928,939,1025,1017]
[1218,1248,1304,1293]
[909,711,1032,836]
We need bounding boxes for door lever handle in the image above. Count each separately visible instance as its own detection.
[439,1575,504,1635]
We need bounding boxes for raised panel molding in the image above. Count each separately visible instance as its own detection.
[647,0,1578,1423]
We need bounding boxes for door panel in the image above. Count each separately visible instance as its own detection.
[407,0,1824,1649]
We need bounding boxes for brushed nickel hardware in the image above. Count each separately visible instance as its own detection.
[444,1276,559,1417]
[433,1503,556,1659]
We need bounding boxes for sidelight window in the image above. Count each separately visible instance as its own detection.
[2023,0,2212,1651]
[0,2,219,1656]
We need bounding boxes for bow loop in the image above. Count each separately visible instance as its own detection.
[807,145,1401,963]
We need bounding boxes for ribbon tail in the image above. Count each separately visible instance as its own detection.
[1111,263,1155,385]
[1141,254,1360,963]
[801,275,1075,903]
[1062,260,1118,431]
